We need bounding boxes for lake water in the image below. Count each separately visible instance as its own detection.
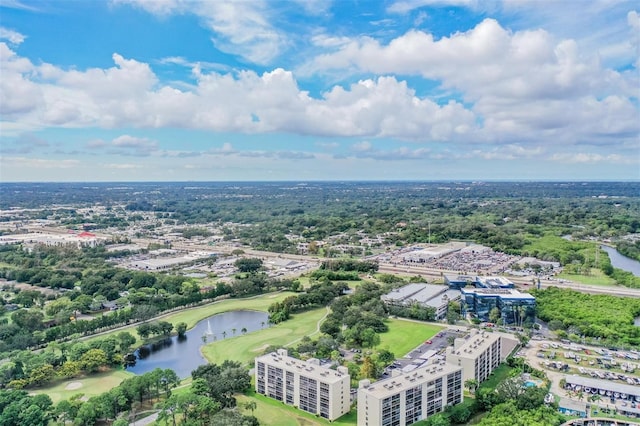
[125,310,269,378]
[600,245,640,277]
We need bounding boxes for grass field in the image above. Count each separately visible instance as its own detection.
[201,307,328,366]
[30,369,133,404]
[378,318,444,357]
[557,269,617,286]
[238,390,357,426]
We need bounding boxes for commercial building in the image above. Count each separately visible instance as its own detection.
[0,232,105,249]
[443,275,476,290]
[444,275,514,290]
[357,361,463,426]
[475,276,515,289]
[446,330,518,384]
[461,287,536,325]
[255,349,350,421]
[381,283,461,320]
[402,242,467,263]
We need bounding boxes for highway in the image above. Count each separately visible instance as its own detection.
[28,226,640,299]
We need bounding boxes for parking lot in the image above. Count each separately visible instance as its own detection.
[381,328,467,378]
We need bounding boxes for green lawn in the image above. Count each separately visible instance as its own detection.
[30,369,133,404]
[237,390,357,426]
[557,269,617,286]
[200,307,328,366]
[379,318,444,357]
[477,364,513,390]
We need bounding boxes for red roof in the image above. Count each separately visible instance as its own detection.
[78,231,96,238]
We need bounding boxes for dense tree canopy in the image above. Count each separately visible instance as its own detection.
[533,287,640,347]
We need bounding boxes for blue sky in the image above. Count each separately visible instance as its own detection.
[1,0,638,182]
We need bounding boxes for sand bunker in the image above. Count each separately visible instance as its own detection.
[65,382,83,391]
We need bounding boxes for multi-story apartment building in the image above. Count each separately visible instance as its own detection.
[446,329,517,384]
[357,362,463,426]
[255,349,350,421]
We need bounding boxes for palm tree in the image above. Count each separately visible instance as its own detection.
[241,327,247,335]
[518,306,527,328]
[232,328,237,336]
[261,321,265,329]
[464,379,478,395]
[222,331,227,339]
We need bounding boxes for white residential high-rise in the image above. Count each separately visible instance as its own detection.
[357,362,463,426]
[446,329,517,384]
[255,349,350,421]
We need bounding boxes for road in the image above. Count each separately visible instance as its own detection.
[376,263,640,298]
[29,225,640,299]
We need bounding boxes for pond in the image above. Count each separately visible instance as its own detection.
[124,310,269,378]
[600,245,640,277]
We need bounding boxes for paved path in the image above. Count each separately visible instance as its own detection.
[130,410,159,426]
[285,306,330,347]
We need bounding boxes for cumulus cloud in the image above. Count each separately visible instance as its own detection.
[1,46,477,142]
[304,18,639,146]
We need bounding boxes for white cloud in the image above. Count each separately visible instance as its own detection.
[1,156,80,169]
[550,152,637,164]
[86,135,159,156]
[103,163,144,169]
[387,0,476,14]
[113,0,285,64]
[304,18,639,146]
[0,27,26,45]
[2,45,478,141]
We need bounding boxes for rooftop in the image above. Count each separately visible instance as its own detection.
[461,287,535,300]
[476,276,514,288]
[450,330,501,358]
[558,397,587,412]
[382,283,451,305]
[565,375,640,396]
[359,362,462,399]
[256,350,348,384]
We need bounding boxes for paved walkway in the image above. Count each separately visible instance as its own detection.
[129,410,159,426]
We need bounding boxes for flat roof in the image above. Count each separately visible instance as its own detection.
[451,330,501,358]
[256,351,348,384]
[565,375,640,396]
[461,287,535,300]
[359,362,462,400]
[444,275,475,282]
[477,276,514,287]
[558,397,587,412]
[131,257,191,268]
